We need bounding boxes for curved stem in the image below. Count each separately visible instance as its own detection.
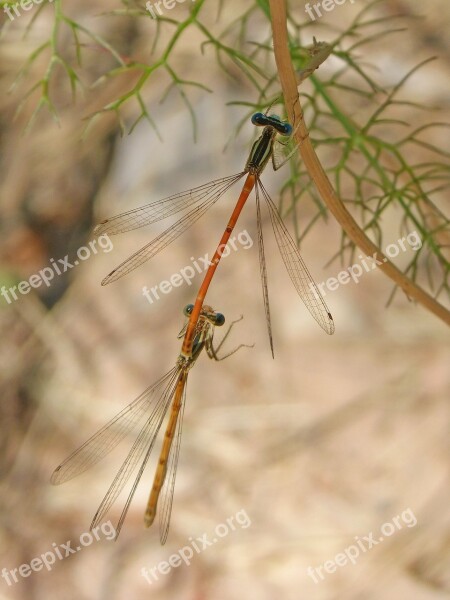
[269,0,450,328]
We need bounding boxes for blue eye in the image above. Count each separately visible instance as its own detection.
[278,122,293,136]
[251,112,268,126]
[214,313,225,326]
[183,304,194,316]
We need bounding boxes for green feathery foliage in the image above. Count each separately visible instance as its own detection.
[1,0,448,307]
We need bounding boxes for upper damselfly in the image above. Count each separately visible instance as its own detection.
[95,111,334,355]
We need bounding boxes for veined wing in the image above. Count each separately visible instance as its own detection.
[94,173,245,236]
[271,137,298,171]
[90,367,183,536]
[51,367,178,485]
[255,185,274,358]
[101,178,244,285]
[258,179,335,335]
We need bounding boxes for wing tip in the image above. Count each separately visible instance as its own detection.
[327,313,335,335]
[101,271,116,286]
[93,222,107,235]
[50,466,62,485]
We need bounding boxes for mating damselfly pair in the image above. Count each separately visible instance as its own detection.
[52,109,334,543]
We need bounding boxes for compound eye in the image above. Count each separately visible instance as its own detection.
[214,313,225,327]
[183,304,194,317]
[279,122,293,136]
[251,112,267,126]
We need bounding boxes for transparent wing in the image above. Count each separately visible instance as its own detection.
[158,378,187,544]
[94,173,245,236]
[101,201,215,286]
[255,185,274,358]
[90,367,183,536]
[258,179,335,335]
[101,173,246,286]
[51,367,179,485]
[272,138,298,171]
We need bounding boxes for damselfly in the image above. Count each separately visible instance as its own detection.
[95,111,334,355]
[51,305,247,543]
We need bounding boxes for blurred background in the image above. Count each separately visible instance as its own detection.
[0,1,449,599]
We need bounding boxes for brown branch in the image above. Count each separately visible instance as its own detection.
[269,0,450,328]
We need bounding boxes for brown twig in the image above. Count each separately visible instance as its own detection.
[269,0,450,328]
